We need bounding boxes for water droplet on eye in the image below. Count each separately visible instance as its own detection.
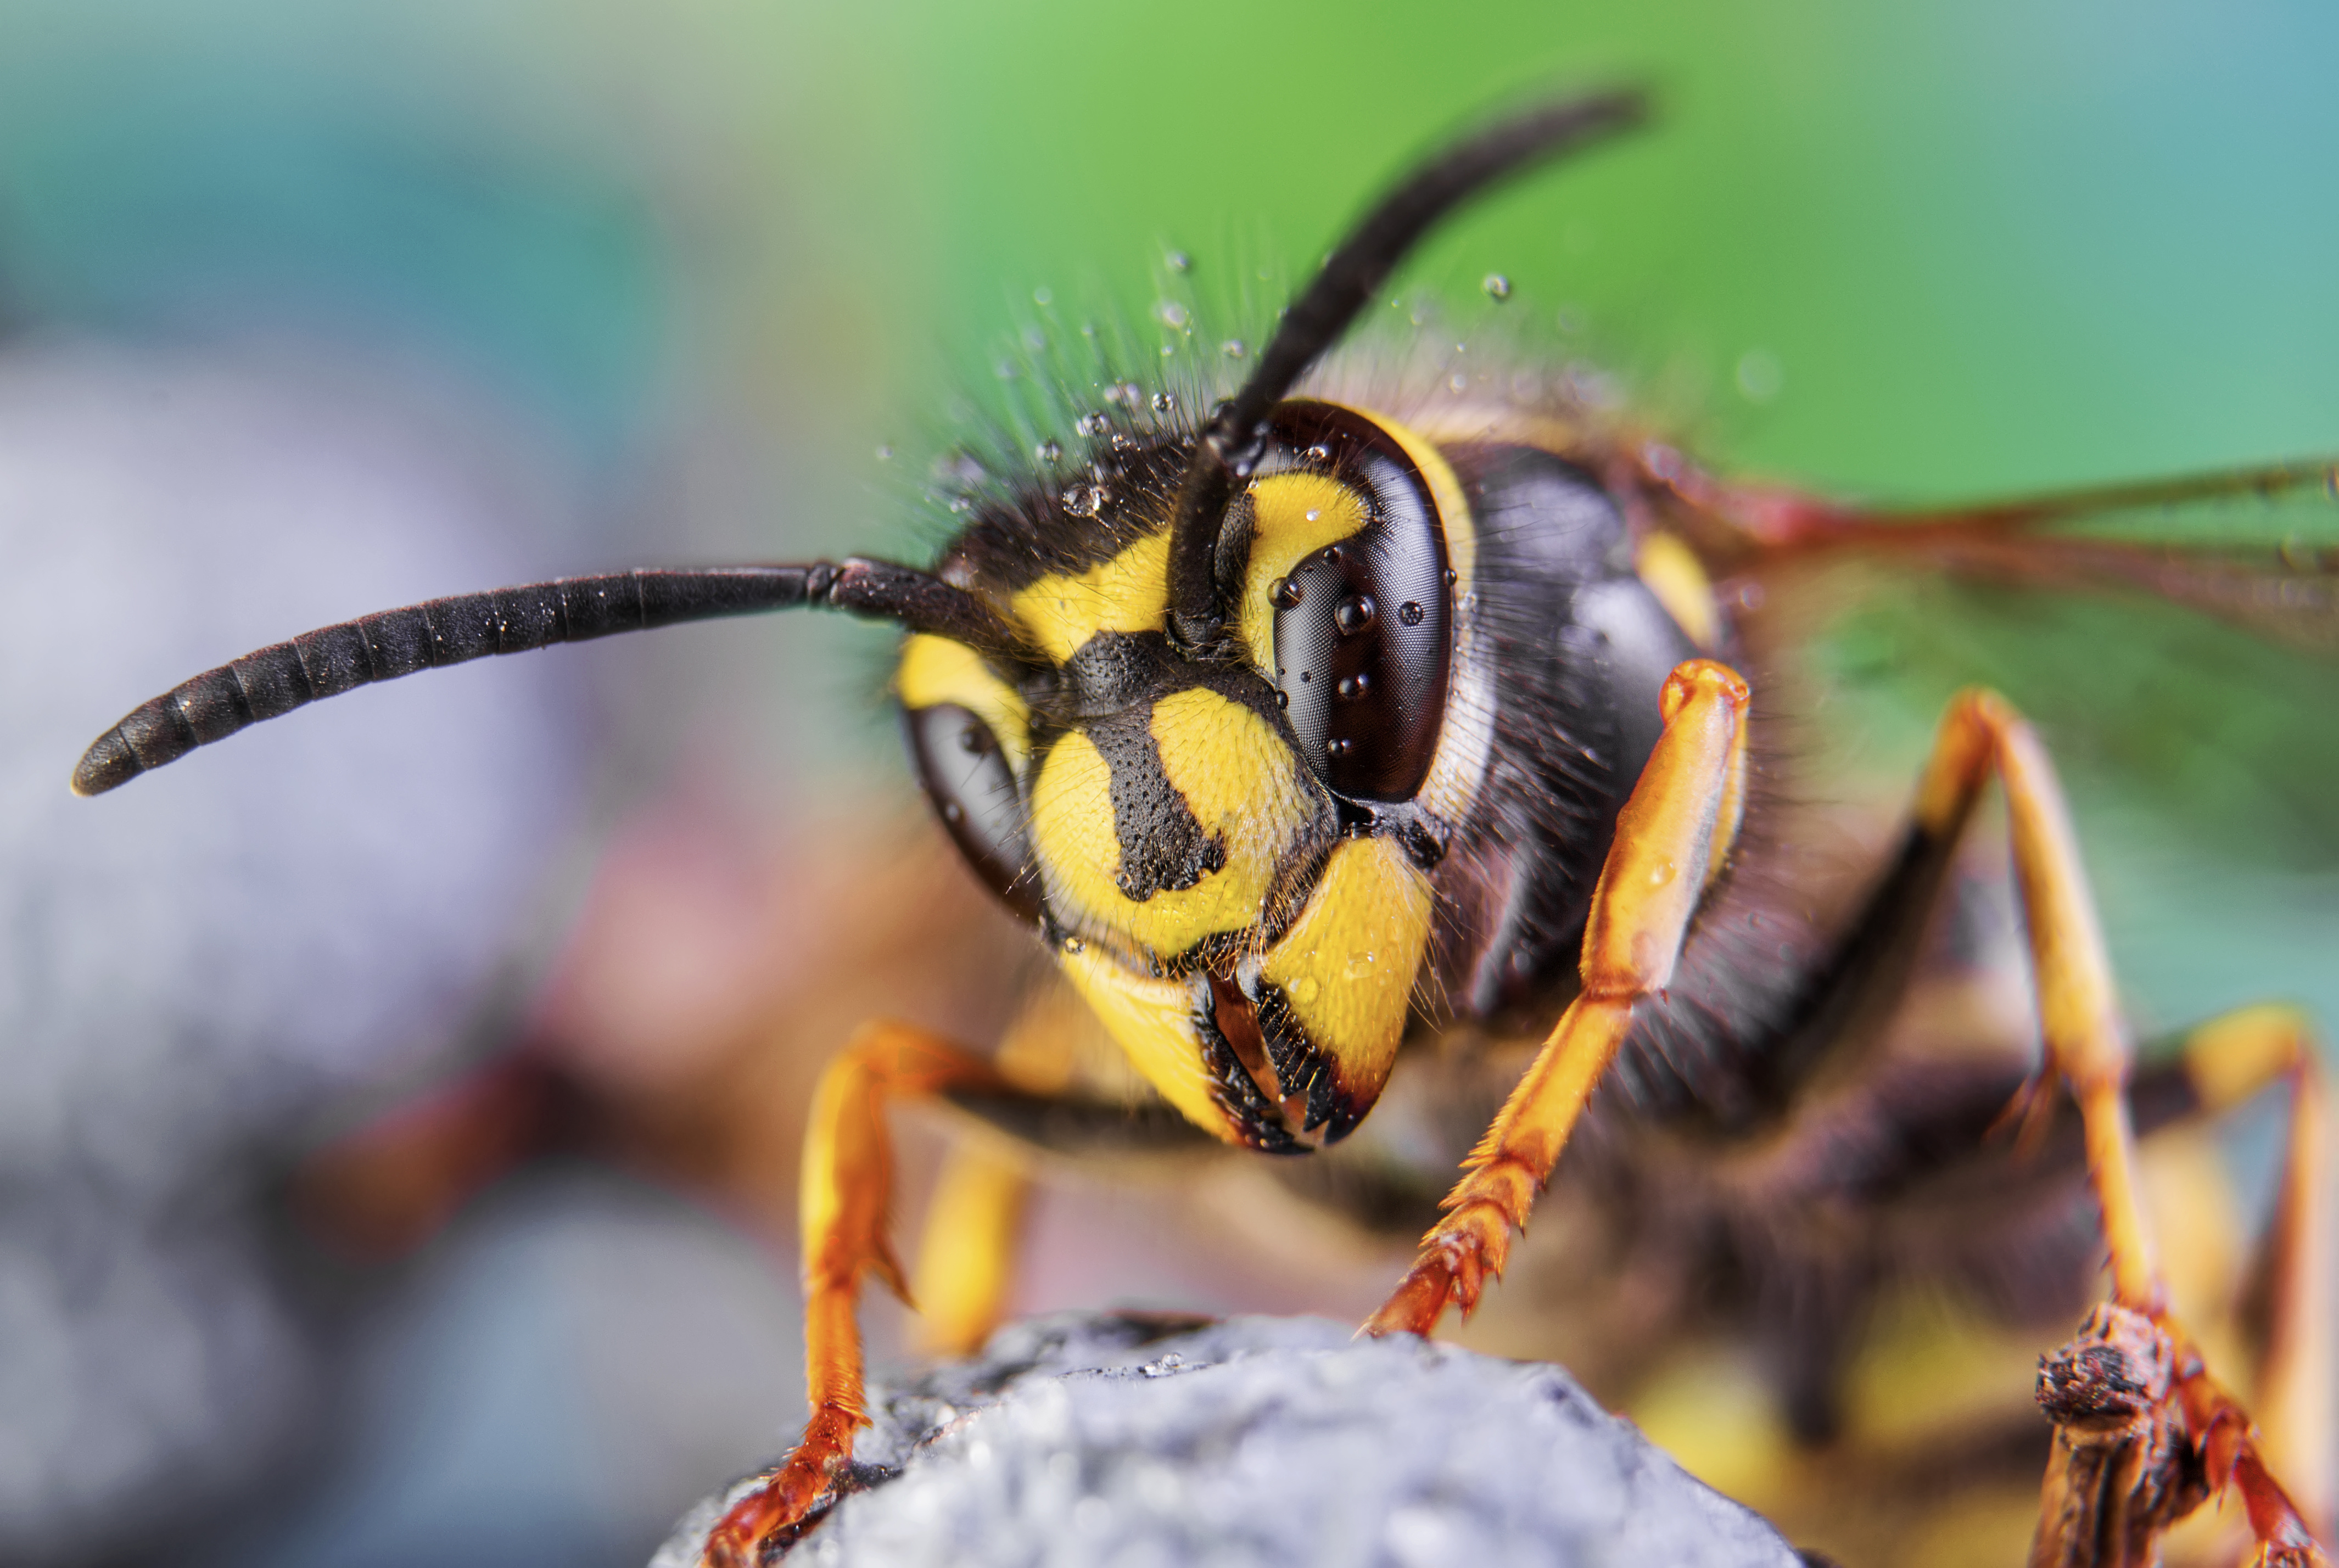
[1299,670,1312,684]
[1151,391,1176,413]
[1325,737,1353,758]
[1077,412,1111,436]
[1336,672,1369,699]
[1274,690,1288,709]
[1319,546,1342,566]
[1334,594,1375,635]
[1033,285,1054,305]
[942,801,964,823]
[1035,440,1062,463]
[1443,568,1458,587]
[1398,601,1424,627]
[1481,273,1511,301]
[1272,576,1304,609]
[1221,339,1247,359]
[1304,444,1331,465]
[1156,300,1190,328]
[959,725,991,754]
[1165,250,1191,273]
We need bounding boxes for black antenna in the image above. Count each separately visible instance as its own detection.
[72,558,1018,796]
[1162,88,1649,654]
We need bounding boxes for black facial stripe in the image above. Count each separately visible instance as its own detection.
[1082,703,1226,903]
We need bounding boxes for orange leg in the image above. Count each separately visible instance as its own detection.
[1364,658,1750,1337]
[702,1021,1013,1568]
[2181,1006,2335,1549]
[1892,692,2325,1567]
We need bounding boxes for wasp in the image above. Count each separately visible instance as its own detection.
[70,92,2337,1566]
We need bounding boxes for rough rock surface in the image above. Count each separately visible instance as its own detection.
[655,1312,1804,1568]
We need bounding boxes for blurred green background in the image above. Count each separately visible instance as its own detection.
[2,1,2335,1563]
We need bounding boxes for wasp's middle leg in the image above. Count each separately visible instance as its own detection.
[1367,658,1752,1337]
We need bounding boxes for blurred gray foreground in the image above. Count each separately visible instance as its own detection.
[656,1313,1803,1568]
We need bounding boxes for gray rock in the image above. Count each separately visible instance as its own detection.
[656,1312,1804,1568]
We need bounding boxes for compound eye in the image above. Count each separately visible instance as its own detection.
[1263,406,1452,802]
[904,703,1042,921]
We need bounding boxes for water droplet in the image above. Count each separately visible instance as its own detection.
[959,725,991,754]
[1304,444,1331,465]
[1334,594,1375,635]
[1221,339,1247,359]
[1274,690,1289,709]
[1398,601,1424,627]
[1299,670,1312,683]
[1336,672,1369,699]
[1289,976,1320,1005]
[1077,412,1111,436]
[1033,285,1054,306]
[942,801,964,823]
[1272,576,1303,609]
[1165,250,1191,273]
[995,360,1021,380]
[1444,568,1458,587]
[1734,349,1784,404]
[875,444,894,462]
[1737,581,1766,612]
[1344,949,1377,978]
[1319,545,1342,566]
[1062,936,1086,955]
[1064,484,1105,517]
[1151,391,1176,413]
[1035,440,1062,463]
[1022,327,1047,352]
[1481,273,1511,301]
[1448,373,1468,393]
[947,496,975,514]
[1156,300,1190,329]
[1325,736,1353,758]
[1304,508,1321,523]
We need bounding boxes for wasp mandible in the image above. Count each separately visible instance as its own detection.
[72,92,2334,1567]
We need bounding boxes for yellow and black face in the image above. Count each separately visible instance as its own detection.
[899,400,1492,1151]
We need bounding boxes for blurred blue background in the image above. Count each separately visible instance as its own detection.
[1,2,2335,1565]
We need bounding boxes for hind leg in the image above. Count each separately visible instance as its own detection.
[1885,692,2326,1566]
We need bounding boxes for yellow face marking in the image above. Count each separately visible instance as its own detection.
[897,632,1031,772]
[1636,530,1722,651]
[1056,944,1237,1141]
[1009,530,1172,665]
[1258,835,1434,1101]
[1236,471,1372,673]
[1027,687,1314,956]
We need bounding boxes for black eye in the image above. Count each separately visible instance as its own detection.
[904,703,1042,921]
[1267,406,1452,802]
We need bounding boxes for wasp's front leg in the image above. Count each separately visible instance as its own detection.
[1365,658,1750,1337]
[701,1021,1016,1568]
